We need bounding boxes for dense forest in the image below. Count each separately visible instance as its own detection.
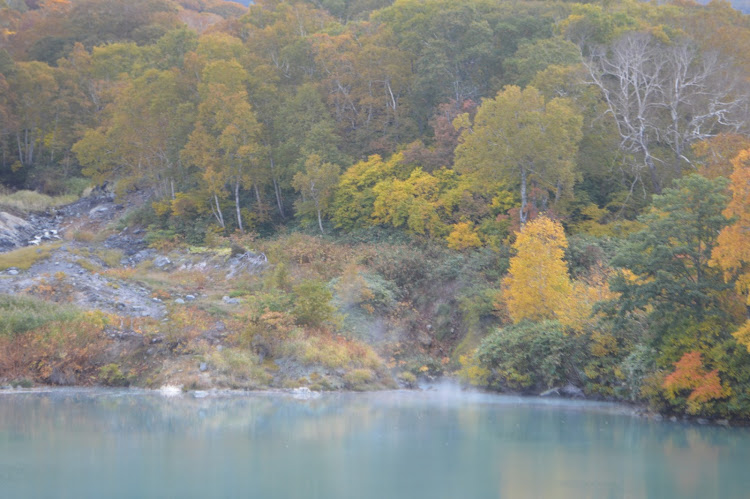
[1,0,750,420]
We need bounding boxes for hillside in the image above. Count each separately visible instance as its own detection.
[1,0,750,420]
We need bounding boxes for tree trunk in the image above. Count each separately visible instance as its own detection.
[316,202,324,234]
[235,180,244,233]
[254,183,263,208]
[212,194,225,229]
[520,167,528,227]
[646,155,662,194]
[269,155,285,218]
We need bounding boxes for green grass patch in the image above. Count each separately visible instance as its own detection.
[0,242,62,270]
[0,294,81,337]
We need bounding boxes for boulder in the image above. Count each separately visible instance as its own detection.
[560,384,585,399]
[153,256,171,269]
[0,211,35,250]
[539,387,560,397]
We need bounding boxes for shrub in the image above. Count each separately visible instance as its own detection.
[344,368,376,390]
[457,352,490,387]
[0,295,80,337]
[98,364,130,387]
[477,320,578,392]
[292,280,336,327]
[398,371,417,387]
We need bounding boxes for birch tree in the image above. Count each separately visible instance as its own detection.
[582,32,748,193]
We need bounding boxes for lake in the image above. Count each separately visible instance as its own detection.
[1,386,748,498]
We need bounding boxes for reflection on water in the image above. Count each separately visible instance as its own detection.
[1,388,749,498]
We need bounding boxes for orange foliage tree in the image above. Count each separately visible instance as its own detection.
[711,149,750,350]
[663,351,728,415]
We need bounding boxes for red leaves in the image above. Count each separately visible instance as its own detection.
[663,351,727,414]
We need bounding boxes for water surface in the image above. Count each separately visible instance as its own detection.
[1,387,748,498]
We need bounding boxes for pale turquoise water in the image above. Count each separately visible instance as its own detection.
[1,388,749,499]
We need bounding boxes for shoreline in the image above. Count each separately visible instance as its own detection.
[1,382,746,428]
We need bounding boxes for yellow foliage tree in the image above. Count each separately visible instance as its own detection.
[557,266,617,331]
[712,148,750,350]
[503,216,573,323]
[446,222,482,251]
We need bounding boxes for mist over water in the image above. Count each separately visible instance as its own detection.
[1,388,749,498]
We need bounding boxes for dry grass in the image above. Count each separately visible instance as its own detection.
[260,233,370,280]
[102,267,137,280]
[0,242,62,270]
[94,248,124,267]
[70,230,95,243]
[0,190,77,213]
[295,332,382,371]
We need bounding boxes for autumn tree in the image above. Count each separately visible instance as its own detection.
[291,153,340,233]
[503,216,573,324]
[454,86,583,226]
[74,68,195,196]
[663,351,727,415]
[711,149,750,351]
[181,59,262,232]
[331,152,410,230]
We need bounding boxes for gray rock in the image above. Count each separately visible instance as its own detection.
[185,294,196,301]
[88,205,110,218]
[222,296,241,305]
[560,384,585,399]
[540,387,560,397]
[0,211,35,250]
[153,256,171,268]
[717,419,730,427]
[697,418,709,425]
[199,362,208,372]
[174,298,185,304]
[7,269,19,276]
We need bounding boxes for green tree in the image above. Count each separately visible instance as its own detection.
[611,174,731,331]
[454,86,583,226]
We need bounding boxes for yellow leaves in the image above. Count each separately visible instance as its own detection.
[446,222,482,251]
[503,216,572,324]
[711,147,750,302]
[451,112,472,131]
[558,266,617,330]
[732,320,750,353]
[457,353,490,386]
[589,331,618,358]
[502,216,616,330]
[372,167,448,237]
